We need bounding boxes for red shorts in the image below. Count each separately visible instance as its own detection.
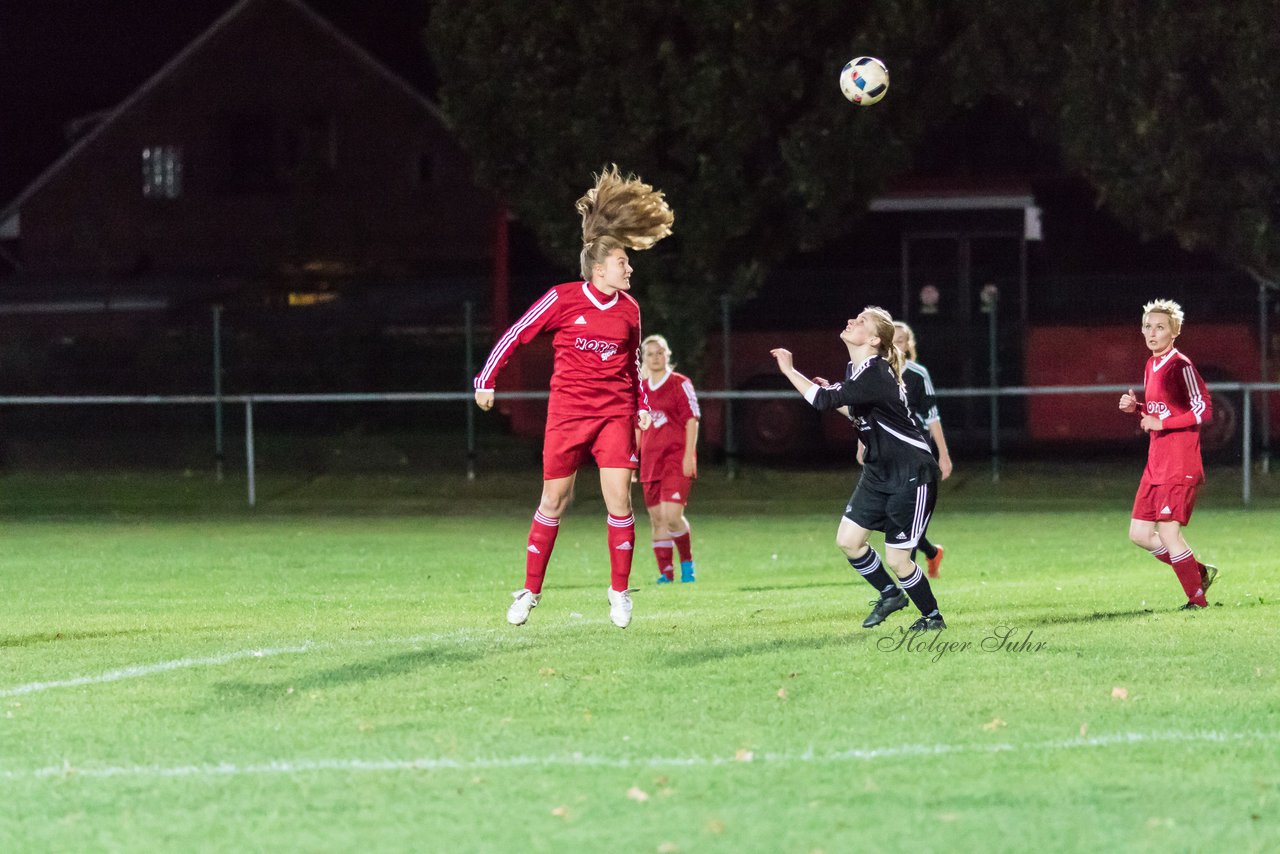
[542,414,637,480]
[1131,478,1199,526]
[642,475,693,508]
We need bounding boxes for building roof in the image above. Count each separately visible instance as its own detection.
[0,0,448,239]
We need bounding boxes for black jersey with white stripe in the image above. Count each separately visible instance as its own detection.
[901,360,940,432]
[814,356,940,488]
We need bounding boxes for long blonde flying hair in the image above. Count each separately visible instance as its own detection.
[863,306,905,380]
[577,164,675,279]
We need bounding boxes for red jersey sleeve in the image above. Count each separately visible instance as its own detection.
[630,302,649,414]
[675,375,701,424]
[1160,360,1212,430]
[474,288,562,392]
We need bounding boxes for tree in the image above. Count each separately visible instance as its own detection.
[428,0,968,371]
[959,1,1280,278]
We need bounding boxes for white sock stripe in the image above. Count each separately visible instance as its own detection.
[1170,550,1193,563]
[533,511,560,527]
[900,567,924,588]
[653,540,674,548]
[607,515,635,527]
[1150,547,1169,556]
[851,552,881,575]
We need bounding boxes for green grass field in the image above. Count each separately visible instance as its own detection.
[1,464,1278,852]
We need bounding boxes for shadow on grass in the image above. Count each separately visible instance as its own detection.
[0,628,152,648]
[659,632,865,667]
[737,581,849,593]
[208,645,490,706]
[1032,608,1156,626]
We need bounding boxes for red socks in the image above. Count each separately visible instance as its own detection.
[653,538,674,580]
[671,524,692,563]
[607,513,636,591]
[1149,546,1174,566]
[524,510,559,594]
[1169,549,1207,606]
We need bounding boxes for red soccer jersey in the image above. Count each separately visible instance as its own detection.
[638,370,700,481]
[475,281,646,419]
[1140,348,1212,484]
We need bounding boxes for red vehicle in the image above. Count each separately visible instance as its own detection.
[1024,323,1279,455]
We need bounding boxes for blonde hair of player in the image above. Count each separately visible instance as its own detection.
[640,334,676,380]
[892,320,918,362]
[864,306,906,380]
[577,164,675,279]
[1142,298,1184,336]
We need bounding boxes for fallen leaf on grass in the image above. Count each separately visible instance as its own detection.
[550,806,569,818]
[1079,723,1088,737]
[657,843,679,853]
[626,786,650,803]
[982,718,1006,731]
[706,820,726,834]
[777,688,788,700]
[735,749,754,762]
[1111,687,1129,700]
[539,667,556,677]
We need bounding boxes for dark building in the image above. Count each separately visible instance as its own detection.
[0,0,495,282]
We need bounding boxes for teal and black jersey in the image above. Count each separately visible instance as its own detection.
[901,360,940,434]
[809,356,939,489]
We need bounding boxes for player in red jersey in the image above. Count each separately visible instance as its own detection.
[1118,299,1218,610]
[636,334,701,584]
[474,166,674,629]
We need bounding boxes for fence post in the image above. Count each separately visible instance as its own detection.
[245,398,256,508]
[1243,388,1252,505]
[982,285,1000,482]
[721,294,737,480]
[464,300,476,481]
[213,305,224,482]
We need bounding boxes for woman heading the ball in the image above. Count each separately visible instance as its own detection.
[1118,299,1217,610]
[771,307,946,631]
[474,165,674,629]
[892,321,952,578]
[636,334,701,584]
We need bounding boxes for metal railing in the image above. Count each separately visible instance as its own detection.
[1,381,1277,506]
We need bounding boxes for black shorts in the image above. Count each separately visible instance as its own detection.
[843,479,938,550]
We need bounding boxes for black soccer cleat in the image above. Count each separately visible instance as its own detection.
[1200,564,1218,594]
[862,590,909,628]
[908,612,946,631]
[1180,602,1207,611]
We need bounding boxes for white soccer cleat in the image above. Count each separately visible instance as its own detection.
[507,589,540,626]
[607,587,636,629]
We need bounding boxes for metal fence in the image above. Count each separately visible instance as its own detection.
[2,381,1277,506]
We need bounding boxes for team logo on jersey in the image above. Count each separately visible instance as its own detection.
[1145,401,1169,416]
[574,337,619,360]
[574,315,588,325]
[649,409,669,428]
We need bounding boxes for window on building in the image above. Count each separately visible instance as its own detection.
[141,145,183,198]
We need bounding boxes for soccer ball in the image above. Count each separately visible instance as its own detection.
[839,56,889,106]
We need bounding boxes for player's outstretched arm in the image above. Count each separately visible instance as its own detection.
[475,389,495,411]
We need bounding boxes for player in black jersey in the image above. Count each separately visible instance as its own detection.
[771,307,946,631]
[893,321,951,578]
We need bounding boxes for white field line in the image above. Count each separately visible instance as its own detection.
[2,731,1276,781]
[0,627,530,700]
[0,606,719,701]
